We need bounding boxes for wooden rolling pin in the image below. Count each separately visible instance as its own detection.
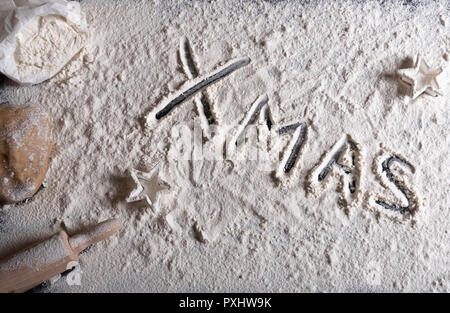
[0,218,121,293]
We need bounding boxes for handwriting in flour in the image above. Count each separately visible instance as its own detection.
[145,37,250,137]
[233,95,272,147]
[275,122,307,182]
[145,37,420,222]
[306,134,361,210]
[367,150,419,220]
[375,157,413,213]
[233,94,272,147]
[228,94,307,183]
[179,37,216,138]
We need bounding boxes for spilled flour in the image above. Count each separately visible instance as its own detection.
[0,0,449,292]
[14,14,87,82]
[0,234,68,272]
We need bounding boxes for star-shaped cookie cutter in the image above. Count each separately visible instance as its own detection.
[397,54,443,99]
[126,165,170,210]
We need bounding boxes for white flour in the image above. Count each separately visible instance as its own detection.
[14,13,87,82]
[0,234,68,272]
[0,0,449,292]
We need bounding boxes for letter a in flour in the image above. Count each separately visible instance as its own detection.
[306,134,362,212]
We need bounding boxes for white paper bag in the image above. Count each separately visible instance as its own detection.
[0,0,88,85]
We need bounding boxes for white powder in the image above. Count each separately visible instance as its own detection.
[14,14,87,82]
[0,0,449,292]
[0,234,68,272]
[68,218,120,251]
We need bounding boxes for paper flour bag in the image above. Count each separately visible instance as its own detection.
[0,0,88,85]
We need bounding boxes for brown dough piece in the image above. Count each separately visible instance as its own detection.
[0,106,53,205]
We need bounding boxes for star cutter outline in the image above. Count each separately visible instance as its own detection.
[126,166,170,210]
[397,54,444,100]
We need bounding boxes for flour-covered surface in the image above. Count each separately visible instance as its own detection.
[0,0,449,292]
[0,234,67,272]
[15,14,87,82]
[0,0,88,85]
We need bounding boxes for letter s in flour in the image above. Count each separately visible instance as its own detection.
[368,148,420,221]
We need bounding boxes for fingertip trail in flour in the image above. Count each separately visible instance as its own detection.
[278,122,307,174]
[145,39,250,131]
[306,134,362,210]
[273,121,308,185]
[316,143,349,182]
[234,94,272,147]
[375,156,414,215]
[180,38,216,128]
[154,58,250,120]
[180,37,199,79]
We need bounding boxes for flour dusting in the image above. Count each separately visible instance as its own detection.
[0,234,68,272]
[14,14,87,82]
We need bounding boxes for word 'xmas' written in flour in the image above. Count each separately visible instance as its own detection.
[143,37,421,223]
